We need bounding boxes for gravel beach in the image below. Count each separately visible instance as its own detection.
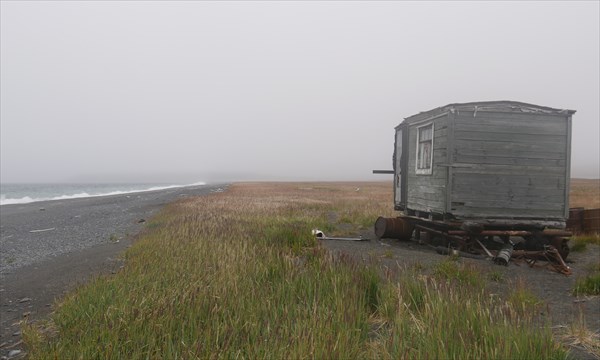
[0,183,225,356]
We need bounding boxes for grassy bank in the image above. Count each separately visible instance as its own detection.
[25,183,566,359]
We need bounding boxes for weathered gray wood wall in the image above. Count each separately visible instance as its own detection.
[405,114,448,214]
[448,111,570,219]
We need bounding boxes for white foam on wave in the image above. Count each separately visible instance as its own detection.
[0,181,207,206]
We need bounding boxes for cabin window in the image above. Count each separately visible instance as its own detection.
[416,123,434,175]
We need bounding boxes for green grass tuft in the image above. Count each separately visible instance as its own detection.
[571,234,600,248]
[432,259,483,288]
[570,240,587,252]
[508,279,541,311]
[488,270,504,282]
[573,273,600,296]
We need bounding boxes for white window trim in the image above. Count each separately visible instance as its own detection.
[415,122,434,175]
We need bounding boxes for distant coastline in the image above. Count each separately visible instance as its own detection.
[0,181,207,206]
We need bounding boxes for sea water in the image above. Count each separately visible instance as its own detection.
[0,182,206,205]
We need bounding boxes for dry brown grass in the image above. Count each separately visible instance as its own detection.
[556,314,600,359]
[224,178,600,212]
[570,179,600,209]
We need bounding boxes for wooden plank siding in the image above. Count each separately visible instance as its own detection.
[448,111,570,220]
[406,114,448,213]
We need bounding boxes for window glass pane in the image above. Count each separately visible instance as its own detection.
[418,142,431,169]
[422,142,431,168]
[419,126,432,141]
[417,124,433,172]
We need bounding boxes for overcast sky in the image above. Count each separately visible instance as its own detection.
[1,1,598,183]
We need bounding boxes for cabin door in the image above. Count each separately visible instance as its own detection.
[394,127,408,208]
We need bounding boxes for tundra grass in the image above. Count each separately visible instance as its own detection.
[569,179,600,209]
[572,242,600,296]
[25,183,566,359]
[570,234,600,251]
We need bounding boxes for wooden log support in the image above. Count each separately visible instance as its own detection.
[448,230,531,237]
[541,229,572,237]
[413,224,466,245]
[447,229,571,237]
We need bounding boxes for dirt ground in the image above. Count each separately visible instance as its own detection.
[321,226,600,360]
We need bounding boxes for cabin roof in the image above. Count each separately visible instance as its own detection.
[401,100,576,125]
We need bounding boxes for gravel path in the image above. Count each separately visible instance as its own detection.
[0,183,226,357]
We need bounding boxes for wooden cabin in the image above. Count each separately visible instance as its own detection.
[393,101,575,229]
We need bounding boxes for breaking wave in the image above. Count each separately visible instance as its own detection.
[0,181,207,206]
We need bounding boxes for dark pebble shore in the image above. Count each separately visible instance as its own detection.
[0,183,225,356]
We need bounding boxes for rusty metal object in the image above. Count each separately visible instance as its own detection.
[374,213,573,275]
[550,237,570,260]
[583,208,600,233]
[544,246,572,275]
[374,217,414,240]
[494,244,513,266]
[448,229,571,237]
[567,207,585,233]
[475,238,494,258]
[460,221,484,234]
[542,229,572,237]
[401,215,463,230]
[567,207,600,234]
[413,224,466,245]
[448,230,531,237]
[511,246,571,275]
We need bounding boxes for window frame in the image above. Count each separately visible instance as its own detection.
[415,122,434,175]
